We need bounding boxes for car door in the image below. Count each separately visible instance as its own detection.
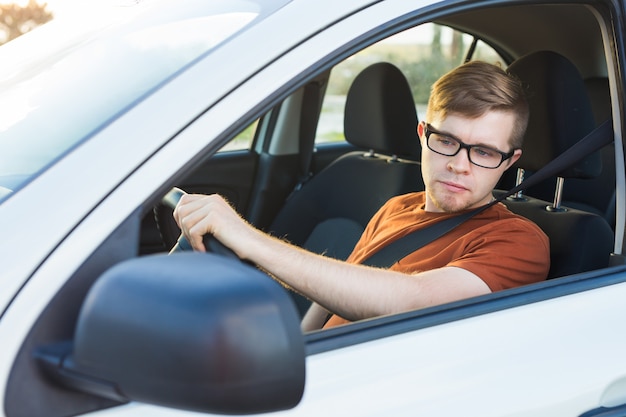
[3,0,626,416]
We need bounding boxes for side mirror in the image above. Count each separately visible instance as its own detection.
[36,253,305,414]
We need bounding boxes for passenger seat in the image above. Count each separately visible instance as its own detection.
[581,76,616,228]
[503,51,614,278]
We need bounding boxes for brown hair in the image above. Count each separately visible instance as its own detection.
[425,61,529,149]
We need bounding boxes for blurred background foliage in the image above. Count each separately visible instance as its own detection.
[0,0,51,45]
[328,27,467,105]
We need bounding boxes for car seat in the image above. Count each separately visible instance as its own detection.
[268,62,425,315]
[500,75,616,229]
[579,76,616,228]
[502,50,614,279]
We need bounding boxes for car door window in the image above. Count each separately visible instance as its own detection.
[316,23,505,144]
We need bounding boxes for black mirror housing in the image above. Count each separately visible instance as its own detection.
[40,253,305,414]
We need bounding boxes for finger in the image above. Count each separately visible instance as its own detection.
[179,212,211,252]
[187,230,207,252]
[173,194,212,227]
[173,194,232,253]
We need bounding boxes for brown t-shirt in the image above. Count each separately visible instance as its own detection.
[323,192,550,328]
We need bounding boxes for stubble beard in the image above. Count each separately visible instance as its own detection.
[427,185,492,213]
[428,189,473,213]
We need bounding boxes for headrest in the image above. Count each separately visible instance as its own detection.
[508,51,601,178]
[344,62,421,159]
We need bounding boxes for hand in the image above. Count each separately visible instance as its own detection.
[173,193,250,255]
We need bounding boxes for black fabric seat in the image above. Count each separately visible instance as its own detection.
[503,51,614,279]
[269,62,425,315]
[579,76,616,228]
[500,75,616,228]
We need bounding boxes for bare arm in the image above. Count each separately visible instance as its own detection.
[174,194,491,327]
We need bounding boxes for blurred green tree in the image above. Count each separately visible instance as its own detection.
[0,0,52,45]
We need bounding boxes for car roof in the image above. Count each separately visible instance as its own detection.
[439,4,605,77]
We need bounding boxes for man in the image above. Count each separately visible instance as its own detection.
[173,61,550,331]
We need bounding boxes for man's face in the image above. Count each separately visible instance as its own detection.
[418,111,522,213]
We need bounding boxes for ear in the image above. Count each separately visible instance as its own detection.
[417,121,426,144]
[506,149,523,168]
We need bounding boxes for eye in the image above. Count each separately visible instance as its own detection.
[472,146,499,158]
[435,135,457,147]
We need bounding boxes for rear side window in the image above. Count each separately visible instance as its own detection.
[218,119,259,152]
[316,23,505,144]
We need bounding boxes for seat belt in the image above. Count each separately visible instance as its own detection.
[361,119,614,268]
[291,81,322,195]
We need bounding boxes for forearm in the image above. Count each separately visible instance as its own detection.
[175,194,491,324]
[238,228,422,321]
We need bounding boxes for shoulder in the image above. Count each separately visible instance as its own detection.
[475,203,549,247]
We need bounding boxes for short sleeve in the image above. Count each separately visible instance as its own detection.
[447,217,550,291]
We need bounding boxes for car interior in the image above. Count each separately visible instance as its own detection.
[141,3,618,317]
[5,2,623,417]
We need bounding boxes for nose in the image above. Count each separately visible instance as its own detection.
[447,148,472,173]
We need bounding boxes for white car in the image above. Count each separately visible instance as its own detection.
[1,0,625,416]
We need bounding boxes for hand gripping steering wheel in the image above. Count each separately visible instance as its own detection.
[162,187,239,260]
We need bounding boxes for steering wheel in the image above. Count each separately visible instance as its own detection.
[161,187,239,260]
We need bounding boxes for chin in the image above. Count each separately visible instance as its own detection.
[433,197,471,213]
[430,189,470,211]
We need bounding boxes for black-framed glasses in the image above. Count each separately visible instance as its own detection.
[424,123,516,169]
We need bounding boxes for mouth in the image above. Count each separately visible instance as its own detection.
[440,180,469,193]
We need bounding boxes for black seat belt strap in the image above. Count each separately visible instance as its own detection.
[361,119,613,268]
[293,81,322,193]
